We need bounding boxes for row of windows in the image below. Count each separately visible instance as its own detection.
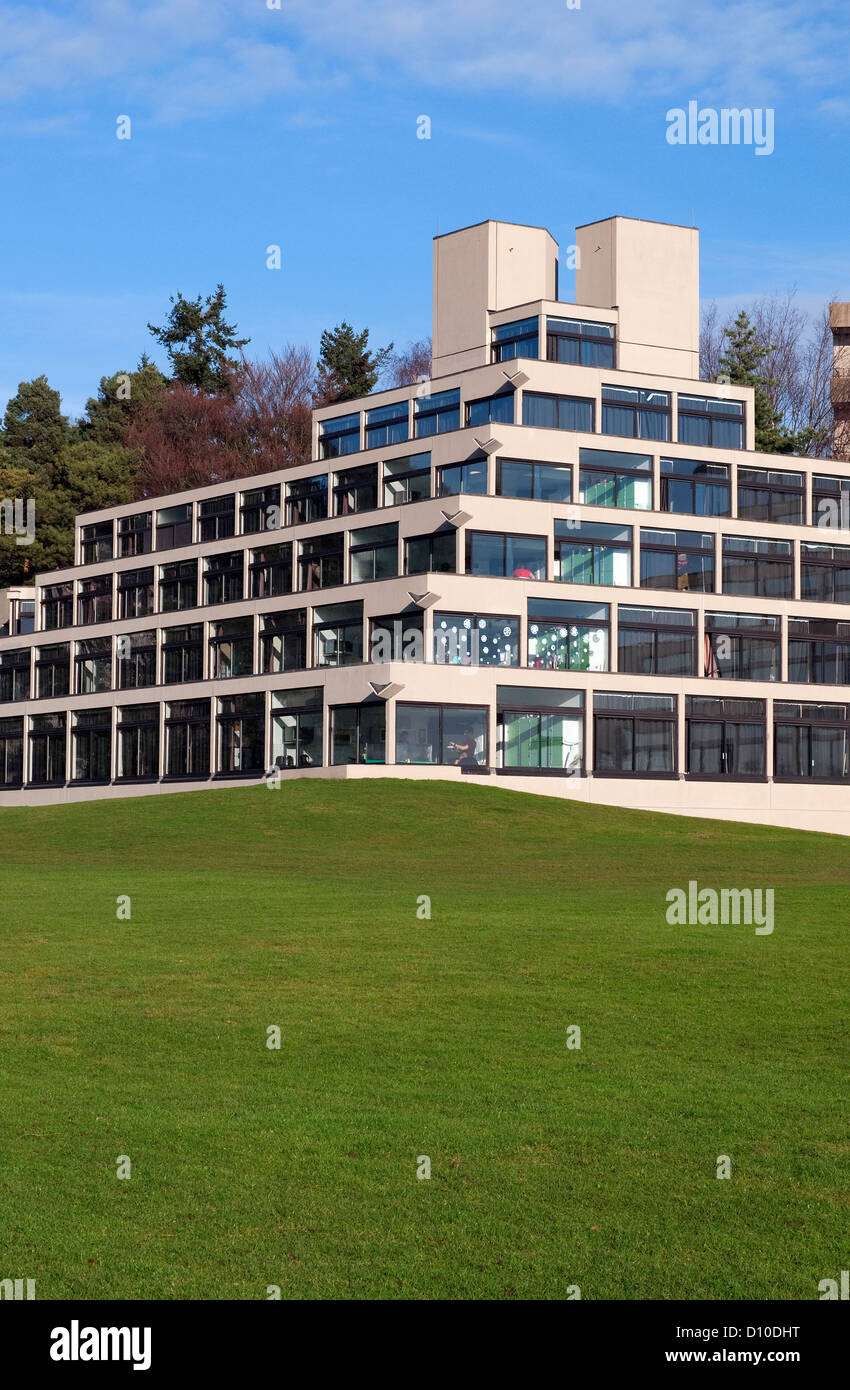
[5,692,848,787]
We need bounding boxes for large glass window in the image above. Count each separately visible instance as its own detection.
[159,559,198,612]
[383,453,431,506]
[319,412,360,459]
[639,527,715,592]
[286,474,328,526]
[35,643,70,699]
[271,687,322,769]
[156,503,192,551]
[813,474,850,530]
[349,524,398,582]
[260,609,307,673]
[29,713,66,784]
[593,693,677,774]
[249,543,292,599]
[660,456,730,516]
[298,533,344,591]
[466,531,547,580]
[117,703,159,779]
[240,484,280,535]
[433,613,519,668]
[369,610,424,663]
[0,648,30,703]
[209,618,253,679]
[365,400,409,450]
[117,630,156,690]
[75,637,111,694]
[737,467,804,525]
[602,386,670,441]
[722,535,793,599]
[204,550,244,605]
[801,541,850,604]
[497,458,572,503]
[165,700,210,777]
[333,464,378,516]
[678,394,744,449]
[546,316,615,368]
[41,583,73,631]
[0,716,24,784]
[217,693,265,775]
[13,598,34,636]
[71,707,112,782]
[579,447,652,510]
[704,612,780,682]
[437,459,488,496]
[331,703,386,765]
[313,602,363,667]
[395,704,488,766]
[522,391,594,433]
[618,605,696,676]
[491,317,538,362]
[117,511,152,558]
[555,519,631,586]
[405,530,456,575]
[161,623,204,684]
[118,566,154,620]
[80,520,113,564]
[466,390,514,429]
[788,618,850,686]
[497,686,584,773]
[774,701,850,780]
[686,697,766,777]
[199,494,236,543]
[77,575,112,625]
[414,389,460,438]
[527,599,609,672]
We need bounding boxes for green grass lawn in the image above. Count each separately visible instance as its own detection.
[1,779,847,1300]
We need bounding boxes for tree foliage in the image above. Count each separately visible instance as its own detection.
[314,321,393,404]
[148,284,249,393]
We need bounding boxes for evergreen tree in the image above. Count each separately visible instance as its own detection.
[718,310,815,454]
[79,355,168,447]
[2,375,72,477]
[148,285,249,393]
[315,321,393,404]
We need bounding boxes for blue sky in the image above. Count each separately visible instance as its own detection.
[1,0,849,420]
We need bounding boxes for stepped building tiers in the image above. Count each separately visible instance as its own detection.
[2,216,850,833]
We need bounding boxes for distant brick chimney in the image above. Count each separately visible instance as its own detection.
[829,303,850,460]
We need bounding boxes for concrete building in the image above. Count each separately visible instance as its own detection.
[2,215,850,834]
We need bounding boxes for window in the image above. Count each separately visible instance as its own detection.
[161,624,203,684]
[788,617,850,686]
[497,458,572,502]
[240,484,281,535]
[593,693,677,774]
[159,560,198,613]
[349,524,397,582]
[812,474,850,530]
[217,693,265,776]
[313,602,363,667]
[260,609,307,673]
[383,453,431,506]
[35,643,70,699]
[466,389,514,428]
[365,401,409,450]
[286,474,328,526]
[117,703,159,779]
[319,412,360,459]
[660,456,730,516]
[117,511,152,558]
[165,699,210,777]
[555,519,632,586]
[156,503,192,551]
[204,550,244,605]
[298,533,344,591]
[522,391,594,433]
[14,599,35,636]
[209,618,253,679]
[491,317,538,363]
[271,687,322,769]
[249,543,292,599]
[704,612,780,682]
[497,686,584,773]
[71,707,112,783]
[80,520,113,564]
[369,611,424,663]
[722,535,793,599]
[117,630,156,690]
[438,458,488,496]
[618,605,696,677]
[801,541,850,604]
[466,531,547,580]
[75,637,111,694]
[41,583,73,631]
[414,389,460,438]
[527,598,609,672]
[331,703,386,764]
[395,704,488,766]
[579,447,652,510]
[640,527,715,592]
[333,464,378,516]
[405,530,456,574]
[774,701,850,780]
[199,494,236,542]
[737,467,804,525]
[0,648,30,703]
[602,386,670,441]
[0,716,24,784]
[678,394,744,449]
[29,713,66,784]
[686,697,766,778]
[77,574,112,625]
[546,316,615,367]
[433,613,519,668]
[118,567,154,620]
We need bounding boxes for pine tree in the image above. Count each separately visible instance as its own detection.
[717,311,814,454]
[79,356,168,447]
[148,285,249,393]
[315,321,393,404]
[2,375,72,478]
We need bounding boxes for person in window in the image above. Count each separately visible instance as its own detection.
[448,728,479,766]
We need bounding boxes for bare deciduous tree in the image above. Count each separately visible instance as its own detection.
[384,338,432,389]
